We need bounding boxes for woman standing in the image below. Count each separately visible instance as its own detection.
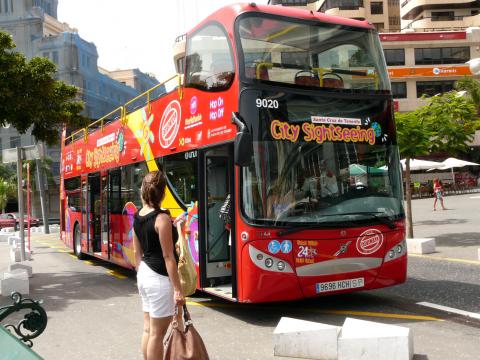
[133,171,185,360]
[433,178,447,211]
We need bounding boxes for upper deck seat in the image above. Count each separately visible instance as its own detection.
[295,75,319,87]
[245,66,269,80]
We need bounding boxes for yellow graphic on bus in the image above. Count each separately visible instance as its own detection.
[126,107,183,217]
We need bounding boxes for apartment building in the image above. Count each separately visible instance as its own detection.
[382,29,480,112]
[400,0,480,31]
[270,0,401,31]
[0,0,160,216]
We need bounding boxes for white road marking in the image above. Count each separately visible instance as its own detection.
[469,196,480,199]
[417,302,480,320]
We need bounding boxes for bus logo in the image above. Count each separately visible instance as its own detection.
[159,100,181,148]
[356,229,383,255]
[190,96,198,115]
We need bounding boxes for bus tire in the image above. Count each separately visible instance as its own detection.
[73,223,85,260]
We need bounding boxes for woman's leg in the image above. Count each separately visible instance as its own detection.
[147,316,172,360]
[440,197,446,210]
[433,197,437,210]
[141,312,150,360]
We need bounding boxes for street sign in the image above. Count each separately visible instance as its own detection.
[2,148,18,163]
[2,144,44,163]
[24,144,45,161]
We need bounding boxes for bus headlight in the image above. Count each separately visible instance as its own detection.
[248,245,294,273]
[384,240,407,263]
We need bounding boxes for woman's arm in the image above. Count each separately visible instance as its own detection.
[156,213,185,304]
[132,229,142,271]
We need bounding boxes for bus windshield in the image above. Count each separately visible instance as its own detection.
[238,15,390,91]
[241,139,404,226]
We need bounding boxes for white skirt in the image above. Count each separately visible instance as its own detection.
[137,261,174,318]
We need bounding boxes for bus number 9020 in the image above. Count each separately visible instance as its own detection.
[256,98,279,109]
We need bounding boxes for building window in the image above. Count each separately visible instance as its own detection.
[320,0,364,11]
[370,2,383,15]
[10,136,20,148]
[391,82,407,98]
[415,47,470,65]
[431,11,455,21]
[416,81,455,98]
[3,0,8,13]
[389,16,400,26]
[384,49,405,66]
[373,23,384,32]
[52,51,59,64]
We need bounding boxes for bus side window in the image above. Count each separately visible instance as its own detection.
[185,24,234,91]
[65,177,81,212]
[161,152,198,207]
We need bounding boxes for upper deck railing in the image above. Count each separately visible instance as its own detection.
[65,74,179,146]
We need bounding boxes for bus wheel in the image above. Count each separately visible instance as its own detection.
[74,224,85,260]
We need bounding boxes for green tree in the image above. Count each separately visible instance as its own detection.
[396,91,479,238]
[0,178,16,213]
[455,76,480,113]
[0,31,88,144]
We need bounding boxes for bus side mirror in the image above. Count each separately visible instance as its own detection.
[232,112,253,167]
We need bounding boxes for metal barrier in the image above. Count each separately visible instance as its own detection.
[0,292,48,348]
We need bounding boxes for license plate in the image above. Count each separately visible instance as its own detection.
[316,277,364,293]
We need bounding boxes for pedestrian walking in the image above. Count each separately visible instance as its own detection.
[132,170,185,360]
[433,178,446,211]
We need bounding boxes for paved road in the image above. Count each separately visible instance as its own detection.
[1,195,479,360]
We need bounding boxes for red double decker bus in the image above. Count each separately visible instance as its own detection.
[60,3,406,303]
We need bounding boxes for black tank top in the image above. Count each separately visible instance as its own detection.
[133,209,178,276]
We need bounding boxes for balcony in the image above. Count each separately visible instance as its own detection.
[402,15,477,31]
[401,0,479,20]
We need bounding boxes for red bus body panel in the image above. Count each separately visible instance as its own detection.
[60,3,405,303]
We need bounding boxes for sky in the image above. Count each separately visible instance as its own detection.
[57,0,268,81]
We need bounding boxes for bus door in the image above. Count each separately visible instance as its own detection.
[200,144,234,290]
[87,173,102,254]
[100,172,109,258]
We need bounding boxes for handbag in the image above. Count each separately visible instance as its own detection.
[177,222,198,296]
[164,305,209,360]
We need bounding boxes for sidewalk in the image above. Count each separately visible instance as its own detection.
[411,193,480,261]
[0,233,144,359]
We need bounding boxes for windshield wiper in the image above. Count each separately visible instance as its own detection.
[276,211,396,236]
[349,212,396,230]
[277,214,347,236]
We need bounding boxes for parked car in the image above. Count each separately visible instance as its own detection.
[0,214,16,229]
[0,213,40,229]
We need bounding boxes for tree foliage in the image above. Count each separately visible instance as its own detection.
[396,91,479,238]
[0,178,16,213]
[0,31,88,145]
[455,76,480,113]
